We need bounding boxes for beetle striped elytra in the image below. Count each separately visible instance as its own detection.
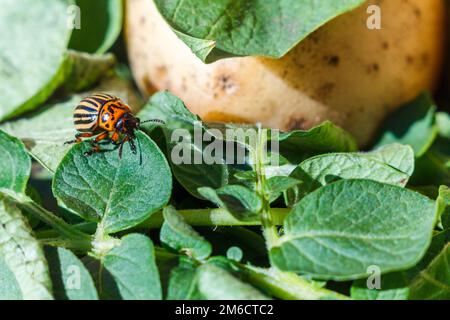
[66,93,164,157]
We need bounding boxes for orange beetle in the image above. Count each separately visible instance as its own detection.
[66,93,162,157]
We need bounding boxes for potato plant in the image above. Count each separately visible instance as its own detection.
[0,0,449,301]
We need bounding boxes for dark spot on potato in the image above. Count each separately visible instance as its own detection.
[406,55,414,65]
[315,82,335,99]
[366,63,380,74]
[325,55,340,67]
[216,74,237,94]
[382,42,389,50]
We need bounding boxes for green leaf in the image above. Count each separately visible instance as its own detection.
[0,130,31,193]
[99,234,162,300]
[436,112,450,139]
[409,244,450,300]
[198,185,262,221]
[0,195,53,299]
[197,264,270,300]
[285,152,410,206]
[410,148,450,187]
[63,51,116,92]
[45,247,98,300]
[154,0,365,63]
[139,91,229,198]
[375,93,438,157]
[264,153,297,178]
[0,0,72,121]
[351,273,409,300]
[167,259,202,300]
[363,143,415,176]
[0,77,143,173]
[405,229,450,282]
[0,255,22,299]
[160,206,212,260]
[437,186,450,230]
[53,131,172,233]
[271,180,437,281]
[172,30,218,62]
[265,176,301,203]
[276,121,358,163]
[69,0,123,54]
[139,91,198,125]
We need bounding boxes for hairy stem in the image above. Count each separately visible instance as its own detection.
[239,265,350,300]
[253,124,279,249]
[1,189,91,243]
[35,208,290,239]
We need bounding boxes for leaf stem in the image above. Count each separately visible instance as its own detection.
[239,265,350,300]
[1,190,92,244]
[253,124,279,249]
[35,208,290,239]
[39,237,92,252]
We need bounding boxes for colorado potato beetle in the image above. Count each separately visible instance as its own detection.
[66,93,163,157]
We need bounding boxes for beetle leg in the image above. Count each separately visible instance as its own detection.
[128,135,137,154]
[65,132,94,145]
[118,136,130,159]
[84,132,109,156]
[110,131,120,145]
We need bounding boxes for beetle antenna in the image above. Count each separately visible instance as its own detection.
[136,134,143,165]
[140,119,165,125]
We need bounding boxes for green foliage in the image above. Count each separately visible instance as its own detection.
[276,121,358,163]
[94,234,162,300]
[63,51,116,92]
[437,186,450,230]
[154,0,365,62]
[199,185,262,221]
[271,180,437,280]
[161,206,212,260]
[0,0,449,301]
[0,130,31,193]
[53,132,172,233]
[285,147,413,206]
[409,244,450,300]
[375,93,438,157]
[0,0,71,121]
[196,264,270,300]
[363,143,415,176]
[139,92,229,198]
[351,273,409,300]
[69,0,123,54]
[0,196,53,299]
[166,258,201,300]
[45,247,98,300]
[0,255,22,299]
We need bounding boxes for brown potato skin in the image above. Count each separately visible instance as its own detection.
[126,0,446,146]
